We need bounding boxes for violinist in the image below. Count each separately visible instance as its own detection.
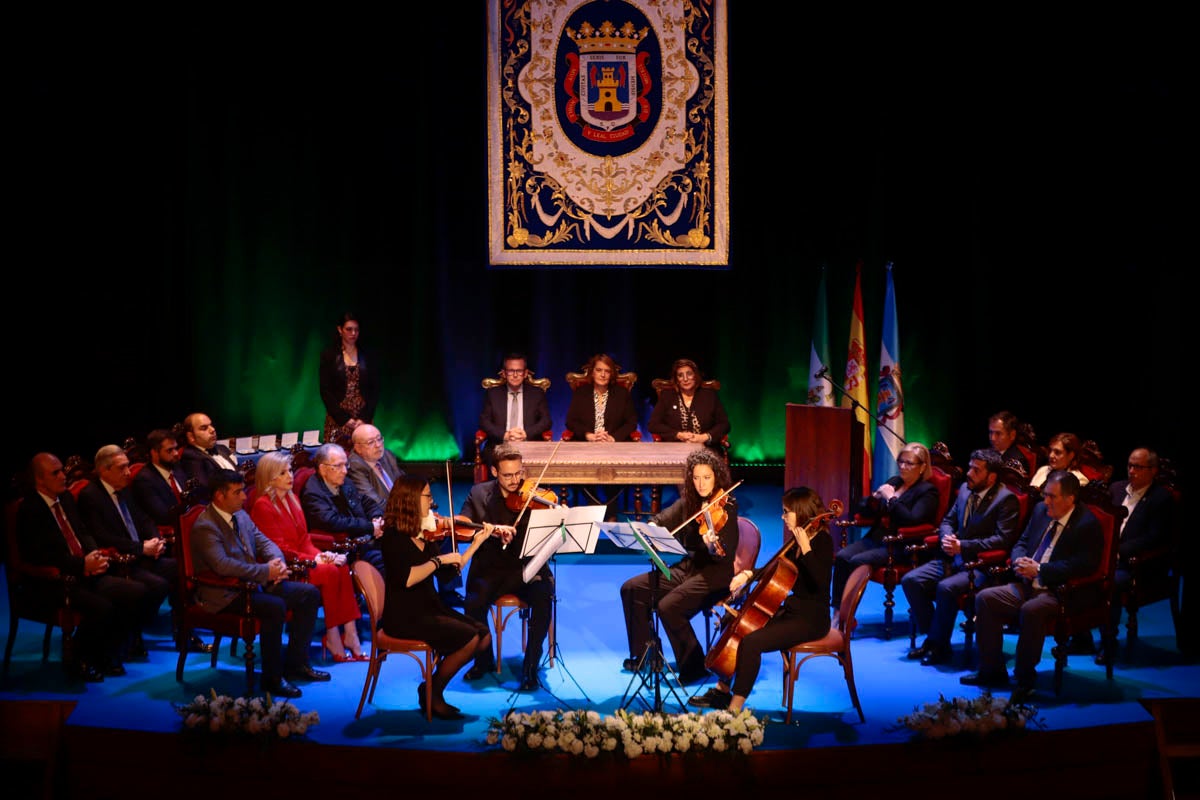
[379,477,498,720]
[689,487,833,712]
[457,444,554,691]
[619,449,739,686]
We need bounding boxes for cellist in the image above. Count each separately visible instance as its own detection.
[689,486,834,712]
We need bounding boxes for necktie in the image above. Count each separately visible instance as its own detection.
[374,461,393,491]
[167,472,182,503]
[963,493,979,529]
[508,391,520,430]
[115,491,139,542]
[1032,521,1059,563]
[53,501,84,557]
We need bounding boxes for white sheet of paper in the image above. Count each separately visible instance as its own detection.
[597,521,686,555]
[522,530,564,583]
[302,430,321,446]
[522,505,606,556]
[279,432,299,449]
[256,434,277,452]
[234,436,256,454]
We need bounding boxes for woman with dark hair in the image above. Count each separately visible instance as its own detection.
[564,353,639,443]
[1029,432,1090,489]
[689,486,834,712]
[647,357,730,451]
[318,312,380,446]
[619,449,740,685]
[379,477,496,720]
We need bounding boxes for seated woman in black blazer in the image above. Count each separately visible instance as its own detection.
[564,353,639,442]
[648,358,730,452]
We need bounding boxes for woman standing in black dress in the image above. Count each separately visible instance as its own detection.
[379,477,503,720]
[319,311,380,446]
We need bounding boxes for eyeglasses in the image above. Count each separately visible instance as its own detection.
[420,492,434,498]
[324,462,348,471]
[1127,463,1152,471]
[364,436,384,446]
[897,459,922,467]
[504,369,526,375]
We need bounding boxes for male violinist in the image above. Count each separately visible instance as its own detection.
[457,444,552,692]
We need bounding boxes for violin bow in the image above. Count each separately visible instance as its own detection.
[513,438,563,528]
[667,479,744,538]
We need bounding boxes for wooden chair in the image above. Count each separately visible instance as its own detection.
[841,466,953,639]
[174,504,264,695]
[490,593,556,673]
[702,516,761,651]
[648,375,730,463]
[473,370,554,483]
[1046,501,1122,695]
[3,498,83,681]
[781,563,870,724]
[352,560,438,720]
[292,466,345,553]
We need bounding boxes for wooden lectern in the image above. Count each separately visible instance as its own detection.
[784,404,864,526]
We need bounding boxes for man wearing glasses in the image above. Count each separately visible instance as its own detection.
[478,352,552,466]
[301,443,387,578]
[347,424,405,508]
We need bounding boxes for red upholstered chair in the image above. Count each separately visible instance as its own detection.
[3,498,84,680]
[841,465,953,639]
[473,370,554,483]
[174,504,267,695]
[292,466,344,553]
[1046,501,1122,695]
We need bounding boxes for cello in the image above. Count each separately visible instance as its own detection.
[703,499,843,681]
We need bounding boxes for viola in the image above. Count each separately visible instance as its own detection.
[704,499,844,681]
[504,479,561,514]
[698,494,734,557]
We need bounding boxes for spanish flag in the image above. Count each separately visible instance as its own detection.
[842,261,872,496]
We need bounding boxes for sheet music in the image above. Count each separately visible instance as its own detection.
[521,505,606,557]
[522,530,564,583]
[596,521,687,555]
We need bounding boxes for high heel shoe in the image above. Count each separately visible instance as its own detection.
[322,643,352,663]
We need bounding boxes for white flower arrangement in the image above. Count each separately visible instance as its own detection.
[175,689,320,739]
[485,707,768,758]
[893,692,1044,741]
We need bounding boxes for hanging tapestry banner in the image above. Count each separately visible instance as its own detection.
[487,0,728,267]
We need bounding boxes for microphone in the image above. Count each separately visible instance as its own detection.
[815,366,829,379]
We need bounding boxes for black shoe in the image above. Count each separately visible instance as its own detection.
[464,666,490,681]
[129,634,148,660]
[101,661,127,677]
[689,687,732,709]
[518,673,539,692]
[188,634,214,654]
[263,678,302,699]
[959,670,1009,688]
[417,682,428,714]
[66,661,104,683]
[287,664,332,682]
[431,705,464,721]
[906,643,932,661]
[622,657,640,672]
[921,646,952,666]
[1010,686,1037,705]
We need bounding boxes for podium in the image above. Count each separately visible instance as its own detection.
[784,404,864,525]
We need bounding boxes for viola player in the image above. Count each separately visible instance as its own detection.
[690,486,834,711]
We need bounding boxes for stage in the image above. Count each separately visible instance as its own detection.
[2,481,1196,797]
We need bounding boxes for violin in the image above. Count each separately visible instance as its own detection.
[425,513,488,543]
[698,494,734,557]
[504,479,561,514]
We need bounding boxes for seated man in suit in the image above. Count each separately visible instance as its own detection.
[346,424,404,507]
[190,469,328,698]
[987,410,1033,481]
[901,448,1022,665]
[478,352,551,461]
[301,442,386,577]
[962,470,1102,703]
[1099,447,1177,664]
[16,452,147,681]
[179,411,238,503]
[130,428,190,527]
[76,444,175,658]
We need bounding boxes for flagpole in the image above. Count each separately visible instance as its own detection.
[819,370,906,447]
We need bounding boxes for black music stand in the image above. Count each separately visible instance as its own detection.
[602,521,689,714]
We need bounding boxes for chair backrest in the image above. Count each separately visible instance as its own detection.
[68,479,89,500]
[293,466,316,496]
[838,564,872,638]
[650,376,721,397]
[1084,502,1119,587]
[929,467,953,523]
[566,367,637,392]
[175,504,207,596]
[4,498,23,580]
[481,372,551,392]
[734,516,761,574]
[353,560,386,633]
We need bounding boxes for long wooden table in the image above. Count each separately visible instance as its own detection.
[511,441,703,515]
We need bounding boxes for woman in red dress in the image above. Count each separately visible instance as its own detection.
[250,451,365,661]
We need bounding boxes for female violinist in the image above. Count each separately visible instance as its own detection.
[689,486,834,712]
[619,449,739,686]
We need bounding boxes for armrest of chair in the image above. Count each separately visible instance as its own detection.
[905,533,941,557]
[194,571,256,591]
[885,523,936,567]
[835,514,878,549]
[286,557,318,581]
[309,529,346,551]
[1126,546,1174,573]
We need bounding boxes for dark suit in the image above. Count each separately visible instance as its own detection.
[346,450,405,509]
[15,491,145,669]
[189,504,320,684]
[565,383,638,441]
[300,474,386,577]
[459,479,552,678]
[974,501,1102,687]
[76,480,174,626]
[832,477,940,604]
[901,482,1022,649]
[478,383,552,445]
[131,462,188,527]
[1109,480,1176,634]
[619,496,740,683]
[179,444,238,503]
[647,387,730,446]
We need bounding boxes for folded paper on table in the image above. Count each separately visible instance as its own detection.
[521,505,606,557]
[256,434,278,452]
[302,430,321,446]
[279,432,299,449]
[235,436,256,455]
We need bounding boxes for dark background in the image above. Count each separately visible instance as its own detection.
[7,9,1182,488]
